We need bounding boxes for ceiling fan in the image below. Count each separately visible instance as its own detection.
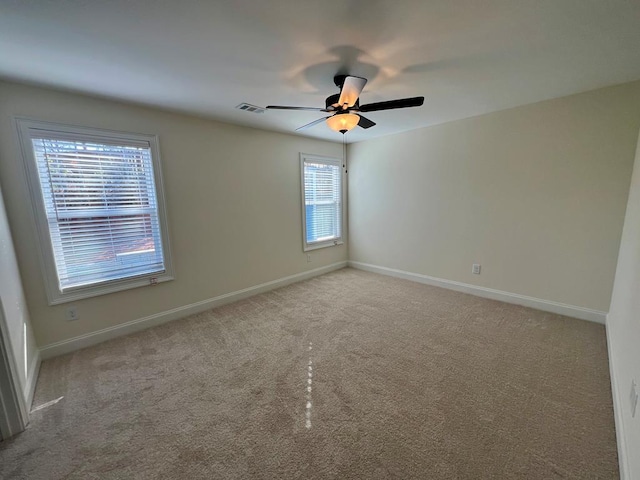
[266,75,424,134]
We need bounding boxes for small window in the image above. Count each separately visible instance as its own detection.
[16,119,173,304]
[300,153,344,251]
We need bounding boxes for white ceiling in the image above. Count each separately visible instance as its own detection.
[1,0,640,143]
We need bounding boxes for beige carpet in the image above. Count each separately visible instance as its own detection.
[0,268,618,479]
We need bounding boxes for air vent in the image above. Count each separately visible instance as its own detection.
[236,103,265,114]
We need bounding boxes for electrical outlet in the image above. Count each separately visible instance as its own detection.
[66,306,79,321]
[472,264,481,275]
[307,254,312,263]
[631,380,638,418]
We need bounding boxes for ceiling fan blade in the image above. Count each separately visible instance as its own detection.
[359,96,425,113]
[266,105,327,112]
[337,76,367,108]
[296,117,329,131]
[357,115,376,129]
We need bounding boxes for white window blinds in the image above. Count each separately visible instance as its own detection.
[302,156,342,248]
[31,136,166,291]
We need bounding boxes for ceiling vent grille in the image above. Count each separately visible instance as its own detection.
[236,103,265,114]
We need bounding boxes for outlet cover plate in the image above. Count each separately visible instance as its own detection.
[66,306,79,321]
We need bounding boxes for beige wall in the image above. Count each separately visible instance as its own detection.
[607,130,640,480]
[0,183,38,403]
[348,81,640,312]
[0,81,345,348]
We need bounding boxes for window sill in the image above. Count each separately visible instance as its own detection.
[303,240,344,252]
[48,273,174,305]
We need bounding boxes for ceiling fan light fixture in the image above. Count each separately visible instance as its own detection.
[326,113,360,133]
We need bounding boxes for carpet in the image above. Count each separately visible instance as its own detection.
[0,268,618,479]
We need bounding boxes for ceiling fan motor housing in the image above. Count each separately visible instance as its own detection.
[326,93,359,111]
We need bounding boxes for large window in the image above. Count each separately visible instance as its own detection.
[300,154,343,251]
[17,119,173,304]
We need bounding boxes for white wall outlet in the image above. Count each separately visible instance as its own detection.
[631,380,638,418]
[307,254,312,263]
[66,306,79,321]
[472,264,481,275]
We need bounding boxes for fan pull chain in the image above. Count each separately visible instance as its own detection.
[343,132,347,174]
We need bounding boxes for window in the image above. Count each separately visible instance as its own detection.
[16,119,173,304]
[300,154,343,251]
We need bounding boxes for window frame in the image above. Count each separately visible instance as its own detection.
[15,118,174,305]
[300,153,345,252]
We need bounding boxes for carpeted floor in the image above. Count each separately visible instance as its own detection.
[0,268,618,479]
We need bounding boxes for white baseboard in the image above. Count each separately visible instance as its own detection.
[40,261,348,360]
[24,351,41,411]
[348,261,607,324]
[605,319,629,480]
